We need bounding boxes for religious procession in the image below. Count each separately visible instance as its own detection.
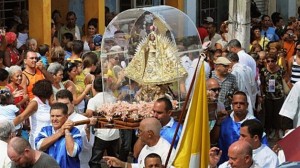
[0,0,300,168]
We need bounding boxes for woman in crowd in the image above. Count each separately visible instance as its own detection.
[63,61,92,113]
[6,65,28,112]
[47,62,72,100]
[82,51,98,85]
[4,32,23,67]
[13,79,53,148]
[250,26,270,51]
[82,18,98,52]
[287,41,300,86]
[260,53,286,139]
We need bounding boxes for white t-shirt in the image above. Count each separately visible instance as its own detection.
[253,144,279,168]
[29,97,51,149]
[131,137,176,168]
[69,112,94,168]
[279,81,300,128]
[87,92,119,141]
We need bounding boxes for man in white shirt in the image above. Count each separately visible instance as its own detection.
[86,76,120,168]
[239,119,279,167]
[227,39,257,80]
[56,89,96,168]
[0,120,14,168]
[103,118,176,168]
[227,52,258,115]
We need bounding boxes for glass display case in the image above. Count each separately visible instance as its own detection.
[99,5,202,124]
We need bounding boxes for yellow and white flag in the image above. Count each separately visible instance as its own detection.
[172,58,210,168]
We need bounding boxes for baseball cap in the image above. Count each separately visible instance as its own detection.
[204,17,214,23]
[93,34,102,46]
[214,57,231,65]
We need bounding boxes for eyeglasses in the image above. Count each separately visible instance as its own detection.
[232,102,247,106]
[209,87,221,92]
[266,60,276,63]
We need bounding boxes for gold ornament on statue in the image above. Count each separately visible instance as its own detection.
[124,30,187,85]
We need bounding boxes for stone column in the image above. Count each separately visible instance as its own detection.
[228,0,251,51]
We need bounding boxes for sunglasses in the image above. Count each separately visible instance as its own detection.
[266,60,276,63]
[209,87,221,92]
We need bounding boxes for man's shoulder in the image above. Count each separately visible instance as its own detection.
[259,144,277,158]
[33,152,60,168]
[70,112,88,121]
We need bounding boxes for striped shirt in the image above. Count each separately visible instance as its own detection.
[291,55,300,84]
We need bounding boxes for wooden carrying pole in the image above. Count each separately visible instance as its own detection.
[164,54,206,166]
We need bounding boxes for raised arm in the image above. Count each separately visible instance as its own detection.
[13,100,37,126]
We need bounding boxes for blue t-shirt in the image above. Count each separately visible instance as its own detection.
[35,126,82,168]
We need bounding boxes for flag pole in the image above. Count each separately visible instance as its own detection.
[164,53,206,166]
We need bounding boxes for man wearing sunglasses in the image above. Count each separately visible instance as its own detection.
[207,78,228,146]
[21,51,54,100]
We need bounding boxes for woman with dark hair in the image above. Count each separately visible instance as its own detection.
[13,79,53,148]
[63,61,92,113]
[82,51,98,85]
[260,53,286,139]
[250,26,269,51]
[82,18,98,52]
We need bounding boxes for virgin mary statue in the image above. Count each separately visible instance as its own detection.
[124,30,187,85]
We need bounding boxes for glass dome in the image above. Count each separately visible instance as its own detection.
[100,5,201,106]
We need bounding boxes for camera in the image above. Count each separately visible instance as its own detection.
[224,89,235,111]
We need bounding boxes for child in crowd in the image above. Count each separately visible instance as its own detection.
[38,44,49,68]
[0,89,20,134]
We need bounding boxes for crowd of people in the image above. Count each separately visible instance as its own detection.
[0,2,300,168]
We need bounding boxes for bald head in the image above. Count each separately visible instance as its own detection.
[140,118,162,136]
[206,78,220,90]
[229,140,252,157]
[8,137,32,154]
